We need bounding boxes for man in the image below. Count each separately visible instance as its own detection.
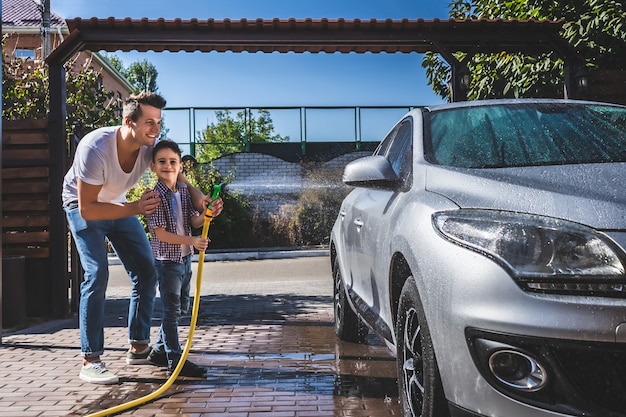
[62,91,222,384]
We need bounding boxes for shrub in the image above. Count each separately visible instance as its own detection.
[264,164,351,247]
[125,170,158,233]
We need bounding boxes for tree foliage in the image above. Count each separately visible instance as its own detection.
[195,109,289,162]
[102,54,160,94]
[103,53,125,73]
[2,55,49,119]
[2,36,122,137]
[124,60,159,93]
[423,0,626,101]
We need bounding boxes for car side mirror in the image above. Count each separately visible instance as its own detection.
[342,155,400,189]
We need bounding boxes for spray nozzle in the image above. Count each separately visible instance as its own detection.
[209,183,225,207]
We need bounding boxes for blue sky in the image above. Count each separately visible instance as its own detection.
[52,1,452,148]
[53,0,451,108]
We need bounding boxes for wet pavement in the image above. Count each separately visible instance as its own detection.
[0,255,401,416]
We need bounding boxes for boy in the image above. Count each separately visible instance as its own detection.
[146,140,210,377]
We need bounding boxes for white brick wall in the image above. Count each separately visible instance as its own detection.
[211,153,302,182]
[212,151,371,217]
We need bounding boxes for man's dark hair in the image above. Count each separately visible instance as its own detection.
[123,91,167,122]
[152,139,182,162]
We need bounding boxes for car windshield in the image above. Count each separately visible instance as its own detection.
[426,102,626,168]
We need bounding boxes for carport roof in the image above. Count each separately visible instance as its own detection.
[46,17,576,64]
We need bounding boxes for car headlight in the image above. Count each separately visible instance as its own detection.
[433,210,626,295]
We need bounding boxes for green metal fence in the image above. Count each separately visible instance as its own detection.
[162,106,417,159]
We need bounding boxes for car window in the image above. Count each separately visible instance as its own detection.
[386,119,413,181]
[374,124,398,157]
[426,103,626,168]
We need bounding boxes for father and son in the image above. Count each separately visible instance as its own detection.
[62,91,224,384]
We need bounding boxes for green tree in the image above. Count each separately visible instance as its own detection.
[423,0,626,101]
[65,55,124,137]
[103,53,125,73]
[2,37,122,137]
[102,54,159,94]
[195,109,289,162]
[124,59,159,93]
[2,54,49,119]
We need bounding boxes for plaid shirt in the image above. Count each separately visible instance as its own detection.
[147,180,199,263]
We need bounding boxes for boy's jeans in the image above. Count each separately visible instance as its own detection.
[180,269,191,316]
[65,205,157,357]
[153,255,193,362]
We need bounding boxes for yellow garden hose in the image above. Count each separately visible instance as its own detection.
[85,185,222,417]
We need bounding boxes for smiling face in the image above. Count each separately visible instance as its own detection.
[127,104,163,147]
[151,146,181,189]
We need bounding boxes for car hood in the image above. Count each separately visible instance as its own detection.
[425,163,626,229]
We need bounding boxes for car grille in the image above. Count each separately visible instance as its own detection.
[556,342,626,415]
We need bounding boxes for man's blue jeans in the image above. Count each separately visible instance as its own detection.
[153,255,192,362]
[65,205,157,357]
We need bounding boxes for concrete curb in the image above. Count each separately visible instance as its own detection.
[108,247,329,265]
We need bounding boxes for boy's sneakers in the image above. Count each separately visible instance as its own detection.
[125,346,152,365]
[79,361,119,384]
[147,349,168,367]
[167,359,207,378]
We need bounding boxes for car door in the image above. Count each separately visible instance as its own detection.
[348,118,413,312]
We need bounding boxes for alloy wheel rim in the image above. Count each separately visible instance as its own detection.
[334,271,343,331]
[402,307,424,416]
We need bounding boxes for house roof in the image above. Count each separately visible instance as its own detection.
[1,0,133,94]
[1,0,65,29]
[47,17,577,65]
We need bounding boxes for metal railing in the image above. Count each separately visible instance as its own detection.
[162,105,417,158]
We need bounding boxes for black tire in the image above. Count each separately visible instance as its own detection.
[333,258,369,343]
[396,277,449,417]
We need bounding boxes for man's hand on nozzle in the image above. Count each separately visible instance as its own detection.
[137,189,160,216]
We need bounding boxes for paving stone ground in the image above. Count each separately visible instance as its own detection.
[0,256,400,416]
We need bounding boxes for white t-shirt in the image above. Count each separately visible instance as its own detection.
[62,126,153,206]
[172,190,192,257]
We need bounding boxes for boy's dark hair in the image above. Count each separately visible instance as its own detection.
[152,139,183,161]
[123,91,167,122]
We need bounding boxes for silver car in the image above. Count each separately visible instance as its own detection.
[330,99,626,417]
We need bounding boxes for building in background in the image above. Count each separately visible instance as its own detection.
[2,0,133,97]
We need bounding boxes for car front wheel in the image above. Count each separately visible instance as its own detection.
[396,277,449,417]
[333,258,368,343]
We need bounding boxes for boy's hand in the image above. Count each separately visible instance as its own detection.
[207,196,224,217]
[191,236,210,252]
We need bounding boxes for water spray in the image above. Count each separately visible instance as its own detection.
[85,183,225,417]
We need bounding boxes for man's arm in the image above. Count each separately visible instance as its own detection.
[190,213,204,229]
[77,179,160,220]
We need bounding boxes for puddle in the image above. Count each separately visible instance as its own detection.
[184,291,400,412]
